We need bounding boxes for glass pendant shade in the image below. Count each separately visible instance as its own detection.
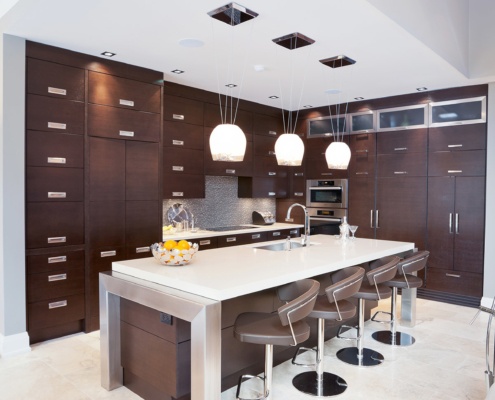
[325,141,351,169]
[274,133,305,166]
[210,123,247,162]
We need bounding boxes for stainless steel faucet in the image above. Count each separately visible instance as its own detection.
[285,203,310,246]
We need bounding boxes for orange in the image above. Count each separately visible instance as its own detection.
[164,239,177,251]
[177,240,190,250]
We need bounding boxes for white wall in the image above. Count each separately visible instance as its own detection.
[0,33,29,357]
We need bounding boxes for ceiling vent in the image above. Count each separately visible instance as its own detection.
[272,32,315,50]
[320,55,356,68]
[208,2,258,26]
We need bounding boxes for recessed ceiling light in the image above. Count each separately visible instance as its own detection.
[325,89,341,95]
[303,105,312,108]
[354,97,364,100]
[416,87,428,91]
[179,38,205,48]
[171,69,185,74]
[225,83,237,88]
[269,95,279,99]
[253,64,265,72]
[101,51,116,57]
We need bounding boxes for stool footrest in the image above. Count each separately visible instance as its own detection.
[291,346,316,367]
[371,310,392,324]
[236,374,267,400]
[337,324,358,341]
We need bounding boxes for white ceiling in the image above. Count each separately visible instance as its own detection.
[2,0,495,110]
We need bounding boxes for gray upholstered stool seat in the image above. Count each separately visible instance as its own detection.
[309,294,356,320]
[233,278,320,400]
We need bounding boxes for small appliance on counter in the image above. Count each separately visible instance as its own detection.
[252,211,275,225]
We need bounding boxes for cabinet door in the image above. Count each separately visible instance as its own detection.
[89,201,125,247]
[253,135,277,156]
[26,131,83,168]
[289,169,306,199]
[253,114,283,137]
[163,173,205,199]
[163,147,204,176]
[164,95,204,126]
[429,124,486,152]
[253,156,287,178]
[89,137,125,201]
[428,150,486,177]
[126,201,161,256]
[163,120,204,150]
[126,141,160,201]
[348,177,375,239]
[377,152,427,177]
[376,177,427,249]
[26,167,83,202]
[376,129,427,154]
[238,177,287,199]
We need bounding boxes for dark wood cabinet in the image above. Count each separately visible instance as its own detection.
[163,147,204,176]
[429,124,486,152]
[164,94,204,126]
[204,103,253,141]
[163,173,205,199]
[289,168,306,199]
[306,136,349,179]
[89,201,126,247]
[163,120,204,150]
[425,268,483,298]
[238,176,287,198]
[26,131,84,168]
[126,141,160,201]
[253,134,277,157]
[376,129,427,154]
[27,265,85,303]
[253,113,284,136]
[347,177,375,239]
[126,201,161,253]
[377,152,427,177]
[26,167,83,202]
[428,150,486,177]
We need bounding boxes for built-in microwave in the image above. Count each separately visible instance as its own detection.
[306,179,348,209]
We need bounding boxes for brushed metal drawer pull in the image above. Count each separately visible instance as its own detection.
[268,192,276,196]
[448,144,463,148]
[268,151,276,156]
[200,240,211,245]
[226,237,237,242]
[294,172,304,177]
[445,273,461,278]
[48,87,67,96]
[48,122,66,130]
[48,256,66,264]
[252,234,261,239]
[48,273,67,282]
[101,250,116,257]
[448,170,463,174]
[172,191,184,197]
[136,246,150,253]
[355,149,369,153]
[172,166,184,172]
[321,173,333,176]
[49,300,67,309]
[173,114,185,120]
[268,172,277,176]
[48,192,66,198]
[355,172,368,175]
[119,99,135,107]
[272,232,281,237]
[172,140,184,146]
[269,131,277,136]
[47,157,66,164]
[294,192,304,197]
[47,236,66,244]
[394,147,408,151]
[394,171,408,175]
[290,229,298,234]
[119,130,135,137]
[226,169,236,174]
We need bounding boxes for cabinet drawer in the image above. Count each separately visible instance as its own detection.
[27,94,84,135]
[27,265,85,303]
[26,167,83,202]
[349,132,376,154]
[426,268,482,297]
[247,232,268,243]
[204,136,253,177]
[377,153,427,177]
[26,131,83,168]
[88,71,161,113]
[428,150,486,176]
[253,134,277,156]
[253,114,283,137]
[28,293,85,331]
[88,104,160,142]
[163,173,205,199]
[163,120,204,150]
[26,202,84,249]
[126,245,152,260]
[89,201,125,247]
[164,95,204,125]
[377,129,427,154]
[429,124,486,152]
[126,201,161,246]
[349,154,376,178]
[164,147,204,175]
[27,58,85,101]
[305,156,349,179]
[195,237,218,251]
[238,176,287,199]
[27,249,84,274]
[253,156,288,178]
[217,234,251,248]
[204,103,253,140]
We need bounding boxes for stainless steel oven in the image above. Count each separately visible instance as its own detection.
[308,208,347,236]
[306,179,348,209]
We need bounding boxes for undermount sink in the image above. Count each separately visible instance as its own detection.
[255,241,312,251]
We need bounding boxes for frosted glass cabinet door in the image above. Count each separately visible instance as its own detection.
[429,96,486,127]
[378,104,427,131]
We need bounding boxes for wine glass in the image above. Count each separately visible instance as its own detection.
[349,225,358,239]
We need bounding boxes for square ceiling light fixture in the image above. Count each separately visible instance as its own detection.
[208,2,258,26]
[272,32,315,50]
[320,55,356,69]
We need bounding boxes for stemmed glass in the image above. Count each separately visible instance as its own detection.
[349,225,358,240]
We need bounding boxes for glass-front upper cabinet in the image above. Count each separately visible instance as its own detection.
[349,111,376,133]
[377,104,427,131]
[307,114,347,138]
[429,96,486,127]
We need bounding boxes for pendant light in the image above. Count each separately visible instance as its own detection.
[320,55,356,170]
[272,33,315,166]
[208,3,258,162]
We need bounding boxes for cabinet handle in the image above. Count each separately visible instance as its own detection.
[48,273,67,282]
[252,234,261,239]
[48,256,66,264]
[445,273,461,278]
[290,229,298,235]
[273,231,281,237]
[448,170,463,174]
[394,147,408,151]
[226,169,236,174]
[172,140,184,146]
[321,173,333,176]
[268,192,276,196]
[449,213,453,234]
[119,99,135,107]
[172,166,184,172]
[268,172,277,176]
[48,192,66,198]
[47,157,66,164]
[376,210,379,228]
[294,172,304,177]
[226,237,237,242]
[119,130,135,137]
[294,192,304,197]
[136,246,150,253]
[355,149,368,153]
[101,250,116,257]
[48,300,67,309]
[48,87,67,96]
[269,130,277,136]
[173,114,185,120]
[199,240,211,245]
[47,236,66,244]
[48,122,66,130]
[394,171,408,175]
[448,144,463,148]
[455,213,459,234]
[172,191,184,197]
[268,151,276,156]
[370,210,374,228]
[355,172,368,175]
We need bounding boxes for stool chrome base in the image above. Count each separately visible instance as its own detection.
[372,330,415,346]
[292,371,348,397]
[336,347,384,367]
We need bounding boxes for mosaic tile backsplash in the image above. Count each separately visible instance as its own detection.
[163,176,276,229]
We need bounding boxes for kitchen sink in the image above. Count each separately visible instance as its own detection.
[254,241,313,251]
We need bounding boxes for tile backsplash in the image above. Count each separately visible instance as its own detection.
[163,176,276,229]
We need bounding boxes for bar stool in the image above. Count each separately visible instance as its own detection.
[291,266,365,397]
[234,279,320,400]
[371,250,429,346]
[336,256,399,367]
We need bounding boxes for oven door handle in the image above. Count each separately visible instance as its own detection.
[309,217,342,222]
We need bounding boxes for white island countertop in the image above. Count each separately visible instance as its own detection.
[112,235,414,301]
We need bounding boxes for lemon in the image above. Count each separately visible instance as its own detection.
[177,240,190,250]
[164,239,177,251]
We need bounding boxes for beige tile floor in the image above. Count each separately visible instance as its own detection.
[1,298,492,400]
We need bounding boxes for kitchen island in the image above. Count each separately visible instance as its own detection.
[100,235,414,399]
